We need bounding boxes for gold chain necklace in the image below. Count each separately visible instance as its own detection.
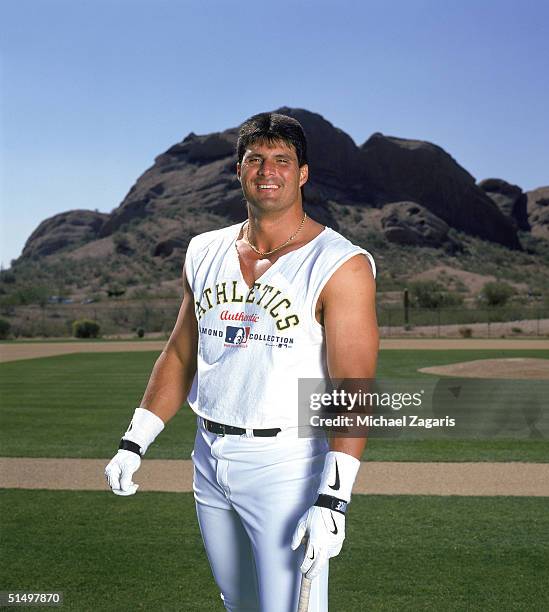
[242,212,307,257]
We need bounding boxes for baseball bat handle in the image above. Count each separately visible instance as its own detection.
[297,575,312,612]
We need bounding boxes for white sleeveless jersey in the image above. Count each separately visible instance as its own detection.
[185,222,376,429]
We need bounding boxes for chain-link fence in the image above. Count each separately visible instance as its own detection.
[2,301,549,338]
[379,306,549,338]
[0,300,181,338]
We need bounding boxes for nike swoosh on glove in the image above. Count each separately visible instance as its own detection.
[105,450,141,496]
[290,505,345,578]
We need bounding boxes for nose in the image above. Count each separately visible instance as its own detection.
[258,158,276,176]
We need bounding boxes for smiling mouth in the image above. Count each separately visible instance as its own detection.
[256,184,280,190]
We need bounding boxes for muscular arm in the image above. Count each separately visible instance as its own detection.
[139,264,198,424]
[292,254,378,576]
[320,254,379,459]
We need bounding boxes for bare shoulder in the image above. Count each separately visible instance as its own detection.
[322,253,375,300]
[321,253,378,377]
[316,253,376,324]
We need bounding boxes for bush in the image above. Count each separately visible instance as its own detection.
[72,319,100,338]
[136,327,145,338]
[458,327,473,338]
[408,281,464,309]
[0,318,11,339]
[0,270,16,284]
[11,285,52,307]
[113,233,134,255]
[107,284,126,298]
[479,281,516,307]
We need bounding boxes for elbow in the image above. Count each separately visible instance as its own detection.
[159,342,185,370]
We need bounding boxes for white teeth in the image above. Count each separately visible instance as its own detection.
[258,185,279,189]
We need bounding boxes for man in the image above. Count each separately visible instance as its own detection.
[229,326,246,345]
[105,112,378,611]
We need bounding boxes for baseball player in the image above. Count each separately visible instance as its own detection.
[105,112,378,611]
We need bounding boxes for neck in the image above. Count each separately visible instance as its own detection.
[246,207,305,252]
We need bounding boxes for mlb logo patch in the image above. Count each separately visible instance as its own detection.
[225,326,250,346]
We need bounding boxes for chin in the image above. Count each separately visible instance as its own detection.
[246,192,281,206]
[247,200,285,214]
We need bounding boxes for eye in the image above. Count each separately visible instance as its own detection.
[277,158,289,164]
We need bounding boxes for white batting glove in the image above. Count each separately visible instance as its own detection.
[291,451,361,578]
[105,450,141,496]
[291,503,346,578]
[104,407,165,496]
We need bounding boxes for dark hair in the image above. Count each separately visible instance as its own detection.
[237,112,308,167]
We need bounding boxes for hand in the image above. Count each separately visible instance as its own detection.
[291,505,346,578]
[105,450,141,496]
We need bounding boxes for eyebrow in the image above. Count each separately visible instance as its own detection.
[246,152,293,158]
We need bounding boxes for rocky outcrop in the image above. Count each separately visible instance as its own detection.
[20,107,528,265]
[152,236,188,259]
[22,210,108,259]
[98,131,243,237]
[526,186,549,239]
[359,133,521,248]
[277,107,367,202]
[478,178,529,230]
[380,202,461,252]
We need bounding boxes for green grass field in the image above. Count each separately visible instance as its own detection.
[0,349,547,461]
[1,347,548,611]
[2,490,547,612]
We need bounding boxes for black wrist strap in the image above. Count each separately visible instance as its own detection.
[314,493,348,515]
[119,439,142,456]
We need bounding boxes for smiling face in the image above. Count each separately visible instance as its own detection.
[237,139,308,213]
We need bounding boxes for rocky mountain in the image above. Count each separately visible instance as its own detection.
[478,178,529,231]
[525,186,549,239]
[22,210,109,260]
[11,108,548,296]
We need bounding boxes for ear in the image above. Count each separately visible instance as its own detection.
[236,162,241,182]
[299,164,309,187]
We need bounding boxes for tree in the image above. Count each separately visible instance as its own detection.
[72,319,101,338]
[479,281,516,307]
[0,318,11,339]
[113,233,133,255]
[408,280,464,309]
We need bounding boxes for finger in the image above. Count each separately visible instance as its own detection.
[119,466,136,492]
[300,542,316,575]
[330,542,343,558]
[291,520,307,550]
[306,548,328,579]
[105,464,121,490]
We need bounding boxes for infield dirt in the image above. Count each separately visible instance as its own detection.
[1,340,547,497]
[1,338,548,363]
[1,458,548,497]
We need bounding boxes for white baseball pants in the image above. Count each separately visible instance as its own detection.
[192,419,330,612]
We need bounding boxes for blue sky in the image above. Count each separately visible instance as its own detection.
[1,0,548,267]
